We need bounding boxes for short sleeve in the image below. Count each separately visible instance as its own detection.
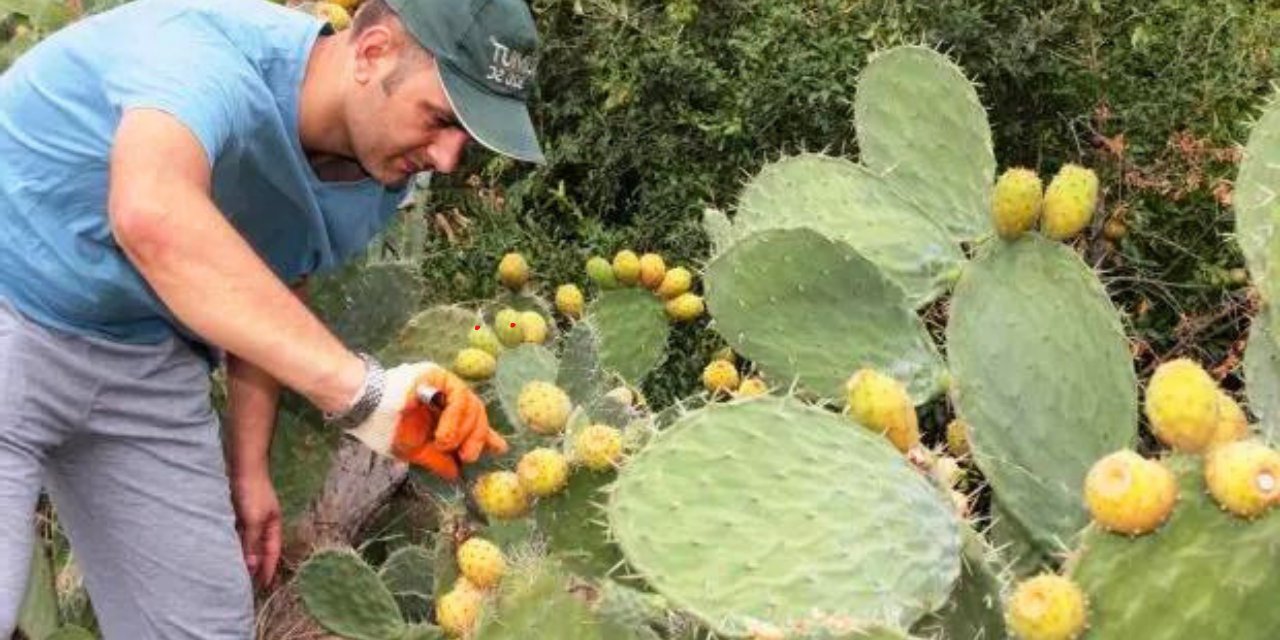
[103,35,257,167]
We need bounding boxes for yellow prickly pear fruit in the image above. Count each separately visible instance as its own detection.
[1040,163,1100,240]
[586,256,618,289]
[494,308,524,347]
[436,577,484,638]
[311,2,352,29]
[701,360,739,394]
[555,284,584,319]
[638,253,667,289]
[1006,574,1088,640]
[497,252,529,290]
[516,381,572,435]
[468,323,503,356]
[664,292,704,322]
[456,537,506,589]
[519,310,548,344]
[452,347,497,381]
[991,167,1043,239]
[736,377,768,397]
[472,471,530,520]
[1204,440,1280,518]
[1144,358,1221,453]
[1210,390,1249,446]
[613,250,641,285]
[1084,450,1178,535]
[946,419,971,457]
[574,424,623,471]
[656,266,693,299]
[846,368,920,453]
[517,448,570,497]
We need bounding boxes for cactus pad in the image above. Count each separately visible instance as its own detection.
[911,526,1007,640]
[535,467,624,579]
[380,304,479,366]
[1244,314,1280,444]
[734,153,963,307]
[703,207,735,256]
[705,227,946,403]
[475,559,642,640]
[494,344,559,434]
[45,628,96,640]
[310,260,425,355]
[585,289,670,385]
[854,45,995,241]
[297,548,406,640]
[270,409,339,522]
[1233,92,1280,322]
[947,235,1137,554]
[379,545,436,622]
[606,396,962,635]
[1067,454,1280,639]
[556,322,616,422]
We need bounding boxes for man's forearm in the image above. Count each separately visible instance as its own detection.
[224,352,282,477]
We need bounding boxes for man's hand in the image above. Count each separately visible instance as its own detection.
[344,361,507,480]
[230,470,283,591]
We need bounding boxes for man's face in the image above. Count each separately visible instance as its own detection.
[346,29,472,189]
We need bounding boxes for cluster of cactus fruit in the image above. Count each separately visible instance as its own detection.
[277,43,1280,640]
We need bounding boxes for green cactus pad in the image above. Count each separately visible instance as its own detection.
[734,153,963,307]
[270,409,339,522]
[1233,92,1280,318]
[592,580,671,630]
[607,396,962,635]
[45,628,96,640]
[911,526,1007,640]
[703,207,734,256]
[792,627,921,640]
[584,289,670,385]
[494,344,560,434]
[947,235,1137,554]
[987,499,1053,579]
[704,227,946,404]
[379,545,436,622]
[475,560,642,640]
[398,623,445,640]
[17,542,57,640]
[1244,313,1280,444]
[854,45,995,241]
[380,305,479,366]
[310,260,425,354]
[1067,454,1280,640]
[535,468,624,579]
[556,323,614,420]
[297,548,407,640]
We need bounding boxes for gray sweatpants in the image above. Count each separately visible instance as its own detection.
[0,299,254,638]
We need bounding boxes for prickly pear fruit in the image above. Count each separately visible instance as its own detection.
[494,308,524,347]
[517,447,570,497]
[574,424,623,471]
[1084,450,1178,535]
[456,537,506,589]
[664,292,704,322]
[845,368,920,453]
[1144,358,1220,453]
[946,419,971,456]
[519,311,548,344]
[1211,390,1249,446]
[497,252,529,290]
[736,377,768,397]
[701,360,740,394]
[1006,574,1089,640]
[453,347,497,380]
[516,381,572,435]
[555,284,585,319]
[586,256,618,289]
[472,471,530,520]
[656,266,693,299]
[436,577,484,637]
[613,250,641,286]
[1040,163,1099,240]
[468,323,503,356]
[991,167,1043,239]
[1204,440,1280,518]
[638,253,666,289]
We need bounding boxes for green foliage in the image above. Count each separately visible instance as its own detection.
[296,548,410,640]
[583,289,670,386]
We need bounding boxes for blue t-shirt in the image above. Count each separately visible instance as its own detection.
[0,0,408,351]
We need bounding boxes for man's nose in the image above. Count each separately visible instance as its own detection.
[426,128,472,174]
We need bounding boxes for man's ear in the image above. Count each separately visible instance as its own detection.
[352,24,396,85]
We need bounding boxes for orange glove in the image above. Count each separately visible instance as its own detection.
[342,360,508,481]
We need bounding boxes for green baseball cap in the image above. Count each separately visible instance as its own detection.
[386,0,545,164]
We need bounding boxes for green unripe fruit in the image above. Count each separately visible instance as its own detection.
[586,256,618,289]
[494,308,524,347]
[468,324,503,356]
[453,347,497,380]
[991,167,1043,239]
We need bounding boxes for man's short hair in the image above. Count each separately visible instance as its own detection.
[350,0,432,94]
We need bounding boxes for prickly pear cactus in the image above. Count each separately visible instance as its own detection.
[584,289,670,385]
[854,45,995,241]
[380,304,479,365]
[535,467,625,579]
[1067,454,1280,639]
[910,526,1007,640]
[494,344,559,434]
[947,235,1137,554]
[45,627,96,640]
[606,396,962,636]
[705,227,946,403]
[297,548,411,640]
[309,260,425,355]
[703,207,734,256]
[270,409,340,522]
[378,545,436,622]
[1233,91,1280,338]
[1244,312,1280,444]
[556,322,635,426]
[732,153,963,307]
[474,558,646,640]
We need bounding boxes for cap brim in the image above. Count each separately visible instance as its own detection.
[439,64,545,165]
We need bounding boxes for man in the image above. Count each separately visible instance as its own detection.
[0,0,544,636]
